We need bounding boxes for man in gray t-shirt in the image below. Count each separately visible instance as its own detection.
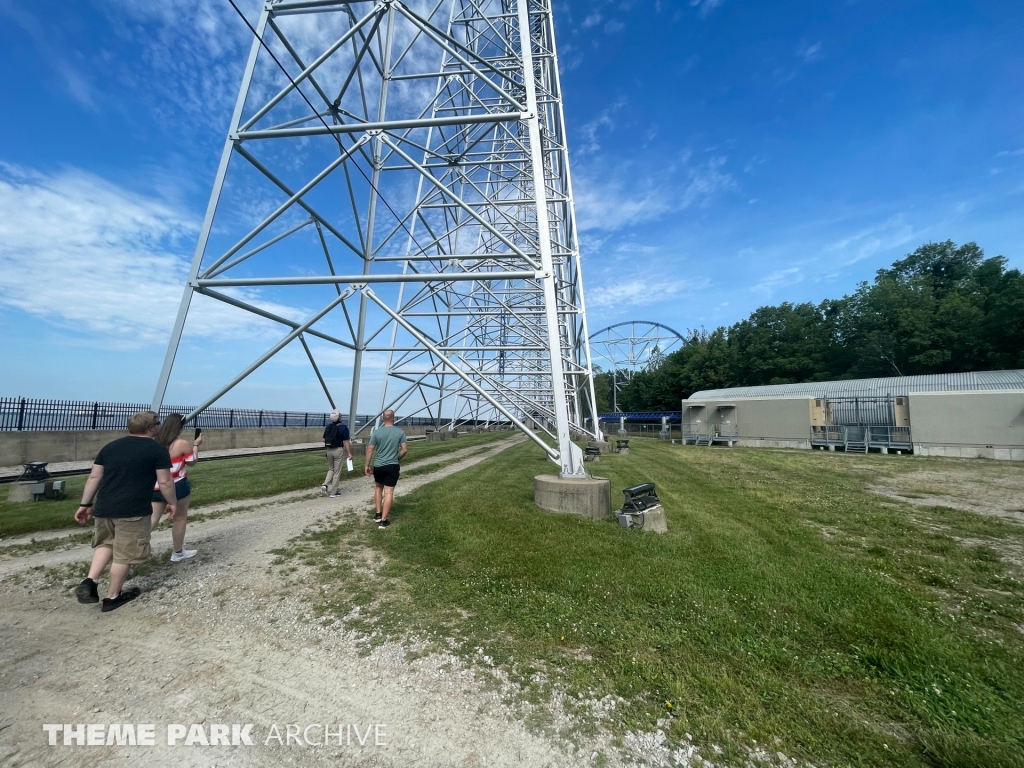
[364,409,408,529]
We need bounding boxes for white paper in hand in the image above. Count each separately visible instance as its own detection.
[346,457,354,472]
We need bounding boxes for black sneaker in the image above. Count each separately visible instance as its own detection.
[101,586,141,612]
[75,578,99,604]
[373,513,382,523]
[378,519,391,529]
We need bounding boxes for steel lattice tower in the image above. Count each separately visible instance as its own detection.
[152,0,601,476]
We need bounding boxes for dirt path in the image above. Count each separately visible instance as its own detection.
[0,435,620,768]
[0,438,517,556]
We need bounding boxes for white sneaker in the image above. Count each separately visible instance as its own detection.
[170,549,197,563]
[320,484,328,497]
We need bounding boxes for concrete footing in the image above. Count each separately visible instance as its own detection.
[588,441,612,455]
[640,507,668,533]
[534,474,611,520]
[7,482,33,503]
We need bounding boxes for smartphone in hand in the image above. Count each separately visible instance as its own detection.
[194,427,203,440]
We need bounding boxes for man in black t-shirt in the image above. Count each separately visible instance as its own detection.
[320,409,353,497]
[73,411,176,612]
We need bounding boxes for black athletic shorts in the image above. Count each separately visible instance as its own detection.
[372,464,400,488]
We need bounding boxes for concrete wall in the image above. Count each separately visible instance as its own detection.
[0,424,443,467]
[910,389,1024,460]
[682,396,813,449]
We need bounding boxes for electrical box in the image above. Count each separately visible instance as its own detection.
[894,397,910,427]
[810,398,833,427]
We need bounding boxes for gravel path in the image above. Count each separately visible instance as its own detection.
[0,435,624,767]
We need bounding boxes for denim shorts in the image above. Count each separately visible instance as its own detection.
[152,478,191,503]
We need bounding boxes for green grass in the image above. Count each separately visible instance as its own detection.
[280,441,1024,768]
[0,430,512,538]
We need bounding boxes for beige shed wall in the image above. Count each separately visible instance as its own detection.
[682,397,813,449]
[909,389,1024,460]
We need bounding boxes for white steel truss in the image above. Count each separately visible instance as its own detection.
[152,0,601,476]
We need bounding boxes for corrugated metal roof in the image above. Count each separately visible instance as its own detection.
[687,370,1024,401]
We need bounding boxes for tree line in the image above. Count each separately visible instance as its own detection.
[594,241,1024,412]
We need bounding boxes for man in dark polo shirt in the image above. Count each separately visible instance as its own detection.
[73,410,176,612]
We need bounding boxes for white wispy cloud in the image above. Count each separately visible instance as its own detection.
[575,154,736,232]
[98,0,259,128]
[0,1,100,109]
[582,12,603,29]
[689,0,724,19]
[798,41,822,63]
[0,164,308,346]
[824,214,917,266]
[587,278,689,310]
[750,267,803,294]
[576,98,626,155]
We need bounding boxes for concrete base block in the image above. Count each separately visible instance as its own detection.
[534,474,611,520]
[8,482,33,503]
[588,441,612,455]
[426,431,445,442]
[640,507,668,534]
[617,447,629,455]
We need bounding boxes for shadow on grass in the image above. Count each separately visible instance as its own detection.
[282,440,1024,768]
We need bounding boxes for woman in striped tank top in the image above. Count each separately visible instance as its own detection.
[150,414,202,563]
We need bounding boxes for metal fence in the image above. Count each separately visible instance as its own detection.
[825,397,897,426]
[0,397,442,432]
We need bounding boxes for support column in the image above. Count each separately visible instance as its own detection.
[517,0,580,479]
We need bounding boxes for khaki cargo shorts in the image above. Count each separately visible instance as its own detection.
[92,516,151,565]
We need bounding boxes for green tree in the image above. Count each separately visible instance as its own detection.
[611,241,1021,410]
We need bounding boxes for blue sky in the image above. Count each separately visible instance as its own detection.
[0,0,1021,411]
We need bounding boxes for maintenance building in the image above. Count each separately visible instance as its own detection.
[680,370,1024,460]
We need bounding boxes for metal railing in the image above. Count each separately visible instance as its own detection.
[0,397,446,432]
[810,425,912,451]
[680,424,738,446]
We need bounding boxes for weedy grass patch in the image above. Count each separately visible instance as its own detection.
[283,440,1024,768]
[0,431,511,537]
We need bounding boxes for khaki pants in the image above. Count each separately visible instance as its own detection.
[323,446,347,495]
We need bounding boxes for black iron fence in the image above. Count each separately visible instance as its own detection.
[0,397,440,432]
